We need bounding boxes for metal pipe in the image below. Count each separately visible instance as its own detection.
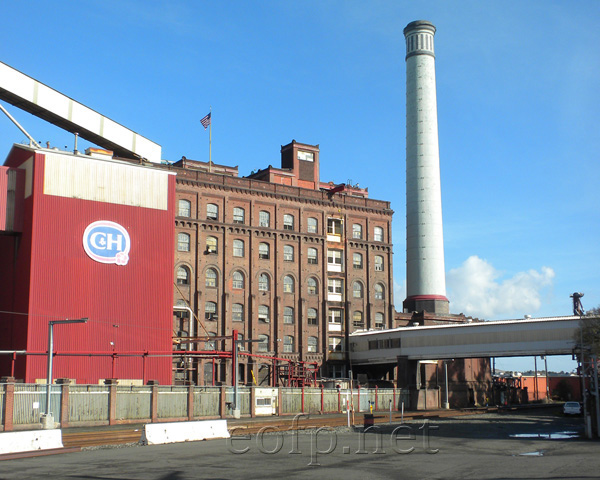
[0,103,42,148]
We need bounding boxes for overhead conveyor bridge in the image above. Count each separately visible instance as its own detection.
[349,315,598,364]
[0,61,161,162]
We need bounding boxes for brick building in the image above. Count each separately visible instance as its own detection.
[171,140,394,385]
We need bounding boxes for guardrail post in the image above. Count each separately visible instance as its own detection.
[1,380,15,431]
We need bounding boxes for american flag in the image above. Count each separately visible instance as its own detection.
[200,112,211,129]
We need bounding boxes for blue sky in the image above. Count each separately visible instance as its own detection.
[1,1,598,372]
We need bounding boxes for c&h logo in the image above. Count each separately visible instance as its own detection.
[83,221,131,266]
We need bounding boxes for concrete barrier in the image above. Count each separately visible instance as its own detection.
[141,420,230,445]
[0,430,63,455]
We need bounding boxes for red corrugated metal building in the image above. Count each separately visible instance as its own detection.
[0,144,175,384]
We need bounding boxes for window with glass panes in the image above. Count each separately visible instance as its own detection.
[374,283,384,300]
[352,223,362,239]
[178,199,191,217]
[283,275,294,293]
[328,309,342,325]
[283,307,294,324]
[375,255,384,271]
[353,311,364,328]
[233,207,245,224]
[177,266,190,285]
[258,334,269,352]
[205,268,217,287]
[178,233,190,252]
[308,336,318,352]
[353,281,363,298]
[327,249,342,266]
[307,277,318,295]
[284,335,294,353]
[327,218,343,236]
[307,217,317,233]
[307,308,318,325]
[259,210,270,227]
[258,305,270,323]
[283,214,294,230]
[206,236,217,254]
[232,303,244,322]
[328,278,343,294]
[375,312,384,329]
[374,226,384,242]
[353,252,363,269]
[232,271,244,289]
[328,336,343,352]
[258,243,269,259]
[207,203,218,220]
[258,273,270,291]
[205,302,217,321]
[233,239,244,257]
[307,247,318,264]
[283,245,294,261]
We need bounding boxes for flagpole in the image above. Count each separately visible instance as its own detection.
[208,106,212,173]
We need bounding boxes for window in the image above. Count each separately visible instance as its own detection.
[259,210,270,227]
[307,247,318,265]
[283,214,294,230]
[207,203,218,220]
[328,336,343,353]
[237,333,245,351]
[353,311,364,329]
[353,281,363,299]
[233,207,245,224]
[178,199,191,217]
[178,233,190,252]
[205,302,217,321]
[307,308,318,325]
[375,312,385,329]
[258,334,269,352]
[308,336,318,353]
[328,278,343,295]
[258,273,270,291]
[298,150,314,161]
[258,305,270,323]
[374,283,384,300]
[307,217,318,233]
[307,277,318,295]
[283,275,294,293]
[327,249,343,271]
[284,335,294,353]
[205,268,217,288]
[352,223,363,239]
[233,239,244,257]
[176,266,190,285]
[206,332,217,350]
[283,245,294,262]
[327,218,343,236]
[258,242,270,260]
[206,236,218,254]
[284,306,294,324]
[375,255,384,272]
[374,226,384,242]
[232,303,244,322]
[328,309,342,325]
[232,271,244,289]
[353,252,363,269]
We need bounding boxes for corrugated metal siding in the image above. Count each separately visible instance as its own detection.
[13,384,60,425]
[157,386,188,418]
[23,153,175,384]
[43,152,169,210]
[69,385,110,422]
[193,387,220,417]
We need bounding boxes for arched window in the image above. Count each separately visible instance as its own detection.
[375,255,384,271]
[206,332,217,350]
[207,203,218,220]
[232,303,244,322]
[307,247,318,265]
[307,277,318,295]
[374,283,384,300]
[258,305,270,323]
[283,245,294,262]
[178,199,191,217]
[258,242,270,259]
[307,308,318,325]
[353,281,364,298]
[307,217,318,233]
[177,233,190,252]
[232,271,244,289]
[284,306,294,324]
[233,207,245,224]
[284,335,294,353]
[205,302,217,321]
[283,214,294,230]
[233,239,244,257]
[259,210,270,227]
[176,266,190,285]
[353,311,364,328]
[205,268,217,288]
[206,236,218,254]
[258,273,270,291]
[283,275,294,293]
[352,223,363,239]
[307,336,318,353]
[353,252,363,269]
[374,226,384,242]
[375,312,385,329]
[258,334,269,352]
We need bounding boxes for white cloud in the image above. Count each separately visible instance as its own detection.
[446,255,555,319]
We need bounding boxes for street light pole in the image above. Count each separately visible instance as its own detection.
[44,318,88,427]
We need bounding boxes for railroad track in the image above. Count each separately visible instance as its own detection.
[62,428,143,448]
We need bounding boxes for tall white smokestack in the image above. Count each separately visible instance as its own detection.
[403,20,449,314]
